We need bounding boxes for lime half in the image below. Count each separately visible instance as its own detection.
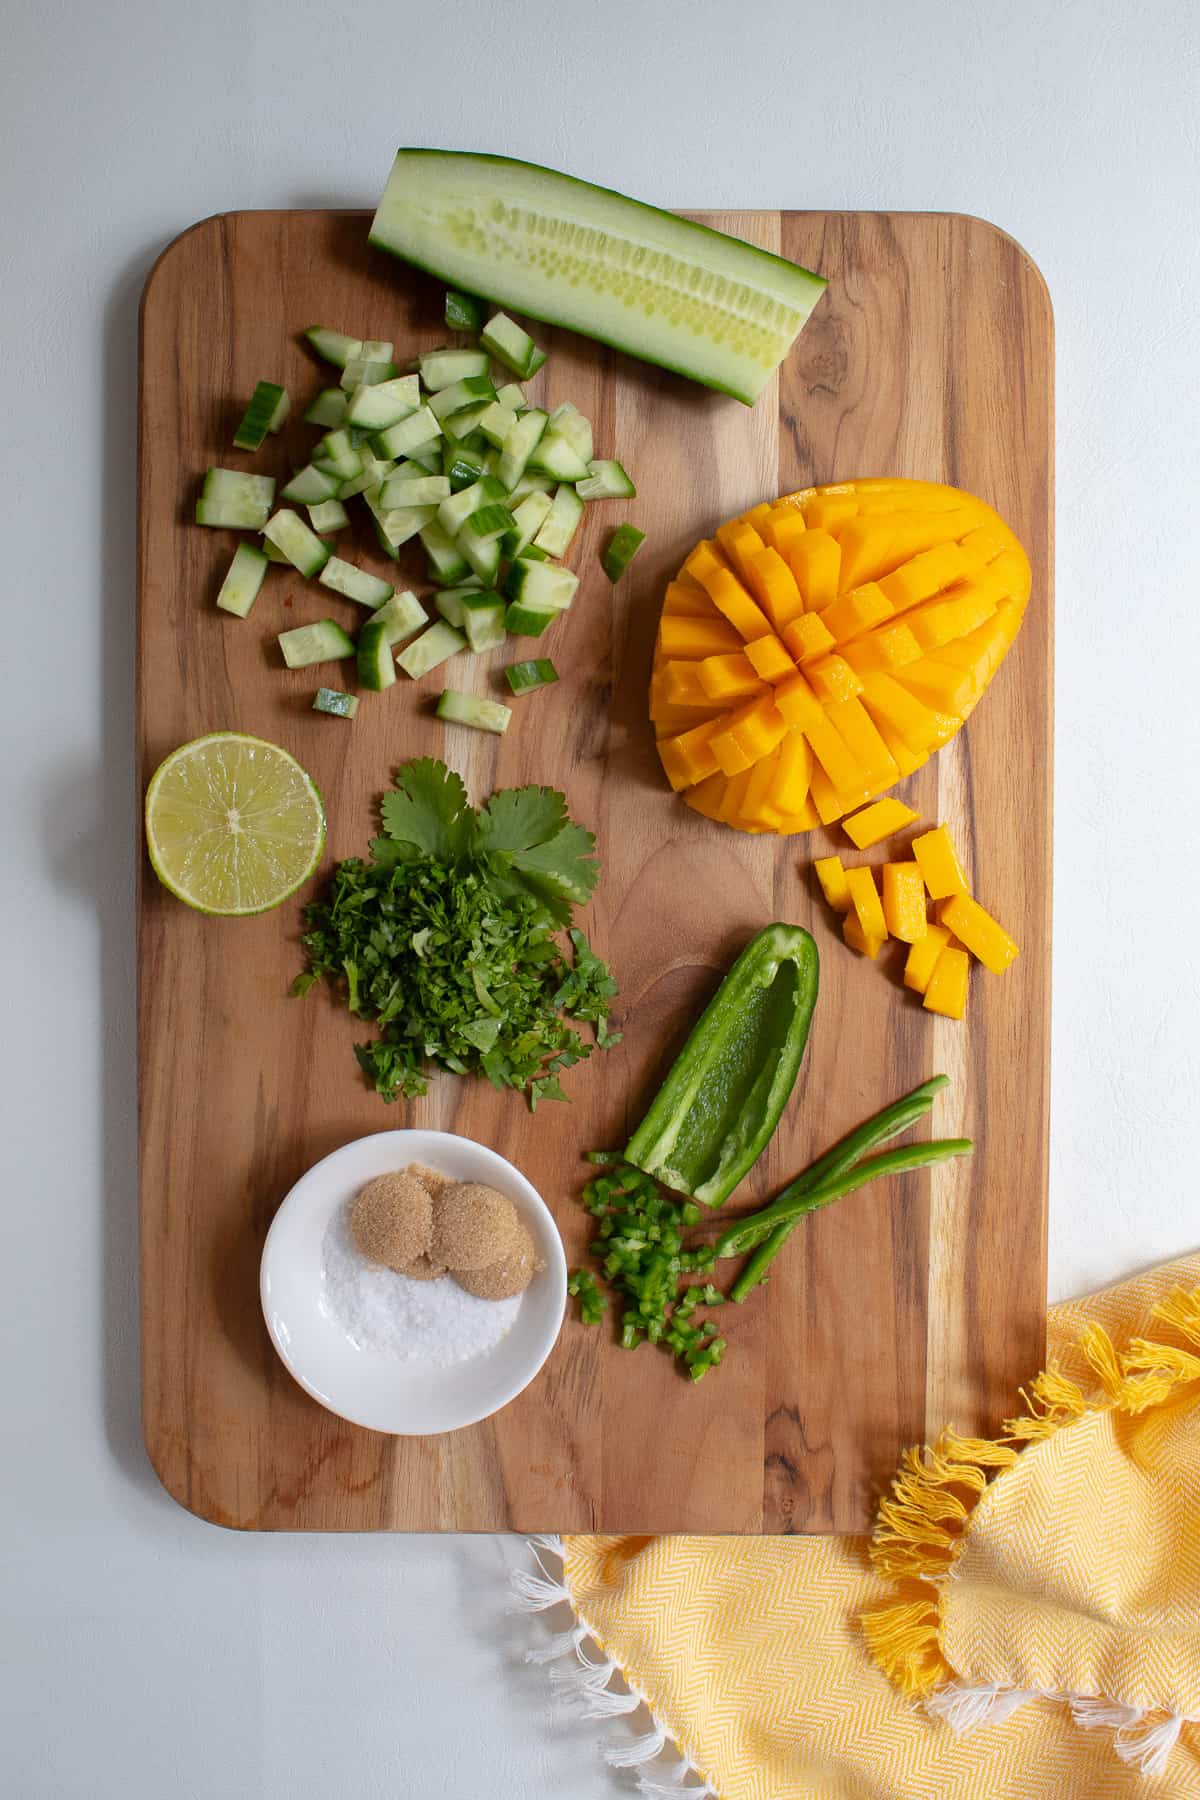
[145,732,325,916]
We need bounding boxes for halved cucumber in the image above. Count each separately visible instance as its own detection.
[370,150,826,405]
[357,619,396,691]
[262,509,331,577]
[505,556,579,612]
[233,381,290,450]
[313,687,359,719]
[459,589,507,653]
[195,468,275,530]
[216,543,270,618]
[532,485,584,558]
[368,589,428,644]
[319,557,394,608]
[396,619,467,679]
[419,348,489,391]
[436,690,512,735]
[278,618,355,668]
[281,463,340,505]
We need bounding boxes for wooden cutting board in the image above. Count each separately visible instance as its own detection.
[138,208,1052,1533]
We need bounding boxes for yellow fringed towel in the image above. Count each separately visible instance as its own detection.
[517,1254,1200,1798]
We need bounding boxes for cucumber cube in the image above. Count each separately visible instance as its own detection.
[528,426,590,482]
[436,690,512,735]
[459,590,507,653]
[495,383,526,412]
[532,485,585,558]
[577,459,637,500]
[428,375,497,422]
[304,327,362,368]
[319,557,394,608]
[312,687,359,719]
[233,381,290,450]
[346,375,420,431]
[304,388,349,428]
[445,290,486,332]
[481,312,545,379]
[504,556,579,612]
[418,519,469,585]
[502,491,553,558]
[357,619,396,692]
[281,463,340,505]
[505,658,559,695]
[262,508,331,578]
[278,618,355,668]
[340,358,399,390]
[476,402,516,449]
[433,583,483,628]
[195,468,276,530]
[396,620,467,680]
[503,601,558,638]
[216,543,269,618]
[307,498,348,533]
[419,347,490,391]
[378,472,450,509]
[496,409,548,491]
[371,406,441,460]
[367,589,427,645]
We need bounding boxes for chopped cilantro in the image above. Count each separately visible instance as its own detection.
[293,759,618,1105]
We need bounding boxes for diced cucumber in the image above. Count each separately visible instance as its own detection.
[262,508,332,577]
[419,348,490,391]
[357,619,396,691]
[337,455,394,500]
[433,583,482,628]
[458,523,503,584]
[505,556,579,612]
[319,557,394,608]
[307,498,348,533]
[436,690,512,735]
[577,458,637,500]
[428,375,497,422]
[404,443,443,474]
[602,522,646,582]
[396,619,467,679]
[195,468,275,530]
[460,589,507,653]
[466,503,517,542]
[233,380,290,450]
[497,409,548,491]
[442,404,492,443]
[475,401,515,449]
[418,519,469,584]
[503,491,553,558]
[313,687,359,719]
[263,537,291,563]
[371,406,441,459]
[532,484,585,558]
[379,503,438,549]
[548,405,593,465]
[340,358,399,391]
[304,388,349,428]
[216,543,270,618]
[278,618,355,668]
[379,472,450,508]
[370,151,826,404]
[315,429,363,481]
[346,375,420,431]
[304,327,362,368]
[505,657,559,695]
[503,600,558,638]
[368,589,427,644]
[436,476,504,539]
[281,463,340,505]
[495,383,526,412]
[507,471,555,503]
[359,339,394,362]
[371,517,400,560]
[445,289,486,332]
[445,450,486,492]
[520,544,550,562]
[480,311,546,380]
[528,425,590,482]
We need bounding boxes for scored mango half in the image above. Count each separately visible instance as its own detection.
[650,478,1032,833]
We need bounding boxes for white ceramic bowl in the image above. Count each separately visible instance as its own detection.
[260,1129,566,1434]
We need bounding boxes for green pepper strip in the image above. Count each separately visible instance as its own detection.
[727,1075,950,1302]
[717,1134,972,1264]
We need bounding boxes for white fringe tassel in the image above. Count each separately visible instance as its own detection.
[933,1684,1197,1780]
[926,1682,1039,1732]
[512,1538,718,1796]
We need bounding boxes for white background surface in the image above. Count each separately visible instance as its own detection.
[3,3,1198,1794]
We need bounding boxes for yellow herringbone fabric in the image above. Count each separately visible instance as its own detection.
[561,1254,1200,1800]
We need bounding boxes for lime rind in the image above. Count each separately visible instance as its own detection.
[145,731,325,916]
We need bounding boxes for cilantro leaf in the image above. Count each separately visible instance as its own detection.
[478,783,600,917]
[477,784,569,855]
[379,759,477,862]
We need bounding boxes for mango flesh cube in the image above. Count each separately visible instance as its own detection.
[744,634,798,682]
[804,493,858,533]
[782,613,836,664]
[788,529,841,609]
[715,766,756,825]
[843,911,885,959]
[862,674,959,754]
[923,945,970,1018]
[772,796,821,833]
[702,566,775,642]
[659,614,743,659]
[773,726,813,814]
[898,657,977,716]
[882,863,928,943]
[912,825,970,900]
[841,622,922,681]
[683,770,729,823]
[741,501,775,532]
[729,694,789,763]
[904,575,1002,653]
[747,549,805,628]
[710,716,757,777]
[716,519,767,586]
[825,696,899,787]
[697,652,769,702]
[904,923,951,993]
[662,578,718,618]
[739,744,784,827]
[809,762,851,826]
[819,582,894,646]
[804,654,863,706]
[814,854,852,911]
[763,507,808,560]
[663,659,718,706]
[878,541,971,614]
[657,718,722,790]
[845,865,888,944]
[938,893,1020,974]
[843,796,920,849]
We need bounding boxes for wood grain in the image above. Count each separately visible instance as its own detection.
[138,209,1052,1533]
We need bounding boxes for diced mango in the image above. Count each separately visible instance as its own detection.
[825,697,899,788]
[958,525,1006,572]
[805,654,863,706]
[809,763,851,826]
[938,893,1019,974]
[658,615,743,659]
[840,622,922,680]
[923,945,970,1018]
[744,634,798,683]
[652,705,726,738]
[878,541,971,613]
[782,613,836,665]
[838,509,983,589]
[843,911,885,959]
[845,865,888,944]
[843,797,920,849]
[801,715,872,799]
[682,539,728,586]
[861,675,959,754]
[683,771,730,823]
[663,660,718,706]
[716,767,756,825]
[788,529,841,609]
[866,705,931,778]
[989,546,1033,605]
[741,501,774,533]
[662,578,718,619]
[697,652,770,702]
[773,726,813,815]
[904,923,951,993]
[746,548,805,628]
[904,573,1003,653]
[729,693,789,763]
[771,795,821,833]
[897,657,977,716]
[716,519,768,588]
[881,863,928,943]
[701,565,775,643]
[819,582,894,645]
[803,492,859,533]
[739,744,784,827]
[911,825,969,900]
[657,718,722,790]
[763,506,808,561]
[814,854,852,911]
[709,712,757,776]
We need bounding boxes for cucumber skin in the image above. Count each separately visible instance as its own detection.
[370,150,827,405]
